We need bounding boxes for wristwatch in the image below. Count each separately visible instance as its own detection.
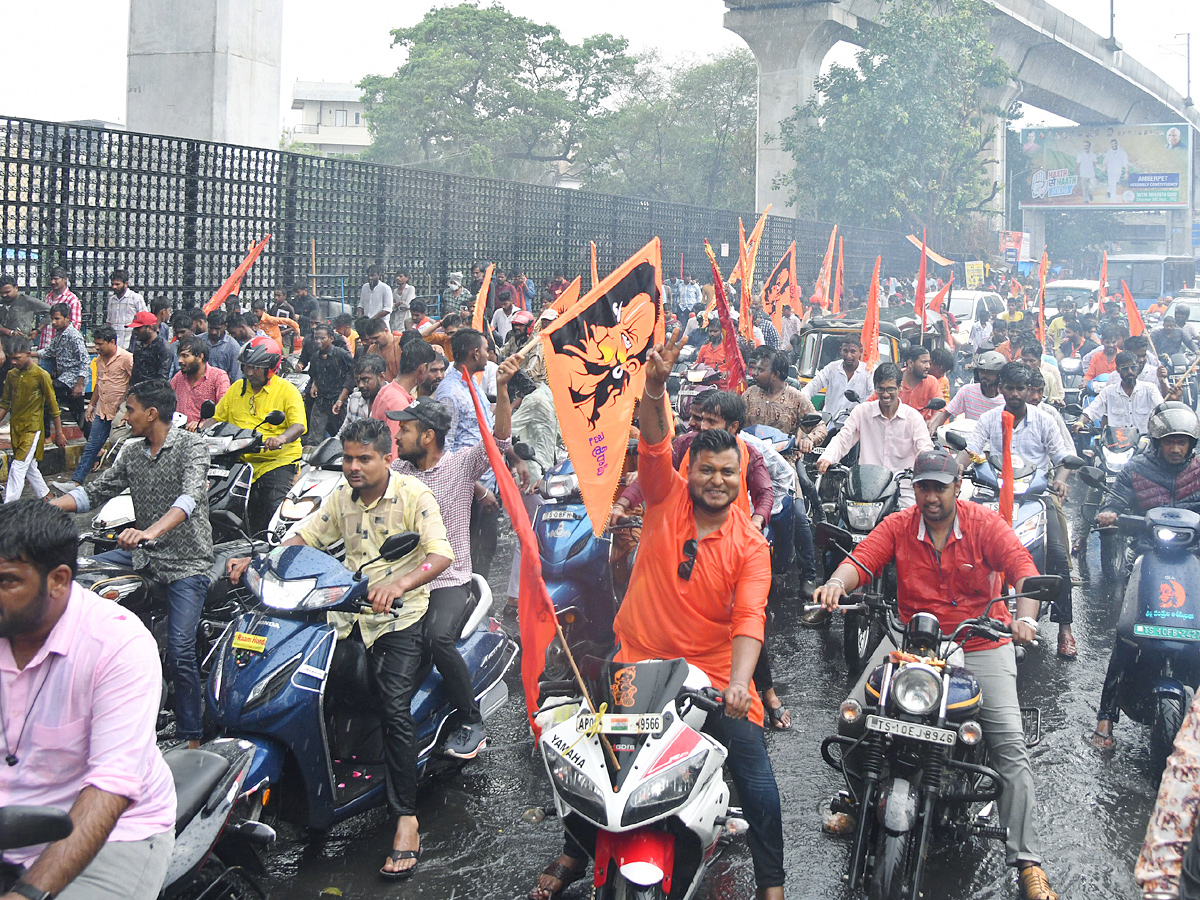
[11,881,53,900]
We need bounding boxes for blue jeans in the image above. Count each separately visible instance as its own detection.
[94,550,209,741]
[793,491,817,581]
[73,416,113,483]
[563,712,785,889]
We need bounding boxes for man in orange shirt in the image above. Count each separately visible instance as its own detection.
[250,300,300,350]
[529,331,784,900]
[897,344,942,420]
[696,315,730,374]
[1084,325,1122,382]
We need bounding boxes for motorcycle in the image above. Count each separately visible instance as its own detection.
[205,531,517,830]
[1071,417,1143,583]
[1060,356,1084,408]
[674,362,720,420]
[815,577,1060,900]
[265,436,344,547]
[197,402,287,541]
[667,342,699,405]
[538,657,747,900]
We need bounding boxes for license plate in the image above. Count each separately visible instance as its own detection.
[232,631,267,653]
[542,509,581,521]
[851,533,866,543]
[865,715,956,746]
[575,713,664,735]
[1135,624,1200,641]
[208,467,230,478]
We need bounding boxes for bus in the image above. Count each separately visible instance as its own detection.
[1104,255,1195,307]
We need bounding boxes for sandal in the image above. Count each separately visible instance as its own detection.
[766,703,792,730]
[528,857,586,900]
[1018,864,1058,900]
[380,847,421,881]
[1092,720,1115,749]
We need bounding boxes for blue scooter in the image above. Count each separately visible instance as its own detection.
[206,531,517,830]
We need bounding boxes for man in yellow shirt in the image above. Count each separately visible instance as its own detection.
[998,295,1025,327]
[208,336,307,537]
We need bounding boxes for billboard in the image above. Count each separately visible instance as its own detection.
[999,231,1033,263]
[1018,123,1191,209]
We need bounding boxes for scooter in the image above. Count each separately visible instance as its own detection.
[538,657,747,900]
[674,362,720,420]
[1071,417,1143,582]
[667,342,699,405]
[1060,356,1084,408]
[205,531,517,830]
[265,436,344,546]
[198,404,288,542]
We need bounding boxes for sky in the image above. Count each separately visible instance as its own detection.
[1,0,1198,130]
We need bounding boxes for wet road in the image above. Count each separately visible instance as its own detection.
[256,522,1157,900]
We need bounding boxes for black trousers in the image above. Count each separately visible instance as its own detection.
[54,381,89,438]
[371,623,425,818]
[248,464,297,538]
[470,493,500,578]
[425,585,480,724]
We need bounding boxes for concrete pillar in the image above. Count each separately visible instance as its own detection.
[127,0,283,149]
[725,4,859,216]
[1022,207,1046,262]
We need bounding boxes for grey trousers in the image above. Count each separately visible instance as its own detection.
[56,831,173,900]
[849,639,1042,867]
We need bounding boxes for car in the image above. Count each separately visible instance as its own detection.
[1042,279,1101,320]
[946,290,1004,349]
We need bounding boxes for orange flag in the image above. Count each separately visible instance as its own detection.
[471,264,494,332]
[1122,281,1146,336]
[862,256,882,368]
[203,234,271,314]
[761,242,797,335]
[590,241,599,290]
[462,370,558,739]
[546,277,582,319]
[1000,411,1015,525]
[542,238,665,535]
[1099,252,1108,304]
[930,276,954,341]
[811,226,838,309]
[705,240,747,394]
[1036,251,1049,344]
[832,236,844,315]
[915,228,928,327]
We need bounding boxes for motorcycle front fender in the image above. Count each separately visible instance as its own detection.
[594,827,677,892]
[242,736,286,796]
[1151,677,1191,706]
[880,776,919,834]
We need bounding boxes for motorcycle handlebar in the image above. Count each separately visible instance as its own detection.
[678,687,724,713]
[359,603,402,617]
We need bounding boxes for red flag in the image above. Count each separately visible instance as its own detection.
[811,226,838,309]
[462,371,558,739]
[203,234,271,314]
[471,264,494,332]
[704,240,747,393]
[760,242,797,335]
[862,256,882,368]
[737,219,754,342]
[915,228,928,328]
[930,276,954,341]
[1122,281,1146,336]
[999,410,1015,525]
[832,237,844,315]
[1099,252,1108,304]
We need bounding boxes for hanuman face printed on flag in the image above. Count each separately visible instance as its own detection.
[550,262,660,428]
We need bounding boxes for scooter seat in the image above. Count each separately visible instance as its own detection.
[164,749,231,835]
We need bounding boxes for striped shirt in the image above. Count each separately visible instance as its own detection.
[945,382,1004,420]
[39,288,80,349]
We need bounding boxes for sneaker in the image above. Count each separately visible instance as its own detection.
[51,480,80,494]
[442,722,487,759]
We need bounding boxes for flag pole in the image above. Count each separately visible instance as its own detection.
[553,620,620,771]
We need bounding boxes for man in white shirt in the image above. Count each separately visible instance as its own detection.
[490,289,516,342]
[1075,350,1176,434]
[107,268,147,347]
[359,265,394,321]
[969,308,994,352]
[1104,138,1130,201]
[1076,139,1098,203]
[802,335,873,421]
[780,304,801,346]
[391,272,416,330]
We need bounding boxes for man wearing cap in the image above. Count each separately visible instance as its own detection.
[814,447,1059,900]
[442,272,469,311]
[128,309,173,385]
[388,355,522,761]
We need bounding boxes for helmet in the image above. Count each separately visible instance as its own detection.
[972,350,1006,373]
[239,335,282,375]
[511,310,535,327]
[1148,401,1200,444]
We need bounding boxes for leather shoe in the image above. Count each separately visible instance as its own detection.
[1057,631,1077,659]
[799,578,818,600]
[800,606,832,628]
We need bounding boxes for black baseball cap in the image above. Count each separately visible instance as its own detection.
[385,398,451,432]
[912,448,960,485]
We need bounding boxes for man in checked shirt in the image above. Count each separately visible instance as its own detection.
[388,353,524,760]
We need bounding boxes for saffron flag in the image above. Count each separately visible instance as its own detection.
[832,236,844,315]
[471,264,494,332]
[930,276,954,343]
[1122,281,1146,336]
[1099,252,1108,304]
[590,241,599,290]
[1000,410,1015,526]
[1036,251,1049,345]
[203,234,271,314]
[761,242,798,335]
[811,226,838,309]
[862,256,882,368]
[915,228,928,327]
[737,219,754,341]
[462,371,558,739]
[547,277,582,319]
[704,241,748,394]
[542,238,665,536]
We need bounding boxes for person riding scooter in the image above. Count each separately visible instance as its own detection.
[1092,402,1200,748]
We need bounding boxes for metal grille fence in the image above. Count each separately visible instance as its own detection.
[1,115,914,327]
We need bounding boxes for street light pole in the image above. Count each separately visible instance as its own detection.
[1106,0,1121,52]
[1177,32,1193,106]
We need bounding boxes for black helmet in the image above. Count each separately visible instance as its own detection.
[1148,401,1200,450]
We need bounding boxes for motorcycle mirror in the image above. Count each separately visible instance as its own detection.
[380,531,421,561]
[943,431,968,452]
[1062,403,1083,417]
[0,806,73,851]
[800,413,824,429]
[262,410,286,427]
[844,389,860,402]
[200,400,217,420]
[1019,574,1062,607]
[814,521,855,553]
[513,442,536,462]
[1060,454,1085,471]
[1077,466,1105,489]
[924,398,946,411]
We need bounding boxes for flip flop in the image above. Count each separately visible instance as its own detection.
[528,859,585,900]
[380,847,422,881]
[767,704,792,730]
[1092,723,1115,749]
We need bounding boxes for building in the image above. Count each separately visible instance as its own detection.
[289,82,371,156]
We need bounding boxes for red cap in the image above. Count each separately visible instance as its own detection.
[126,311,158,328]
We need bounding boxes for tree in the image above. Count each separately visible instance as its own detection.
[359,3,634,183]
[778,0,1009,250]
[577,49,758,209]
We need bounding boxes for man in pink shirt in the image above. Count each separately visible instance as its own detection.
[170,336,230,428]
[0,501,175,899]
[372,337,435,440]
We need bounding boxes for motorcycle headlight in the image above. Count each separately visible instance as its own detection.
[1013,510,1046,547]
[542,472,580,500]
[891,664,942,717]
[228,436,257,452]
[1010,477,1032,496]
[205,436,232,453]
[686,368,708,383]
[542,744,606,825]
[622,750,709,827]
[279,496,319,521]
[845,501,885,531]
[1104,448,1133,466]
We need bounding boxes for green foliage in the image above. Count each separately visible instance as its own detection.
[359,2,634,182]
[577,49,758,209]
[778,0,1009,249]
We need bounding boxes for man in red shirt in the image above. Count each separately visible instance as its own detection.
[895,344,941,420]
[814,448,1058,900]
[170,336,230,428]
[1084,325,1122,382]
[530,331,783,900]
[696,315,730,374]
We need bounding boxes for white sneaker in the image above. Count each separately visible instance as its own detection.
[51,480,80,494]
